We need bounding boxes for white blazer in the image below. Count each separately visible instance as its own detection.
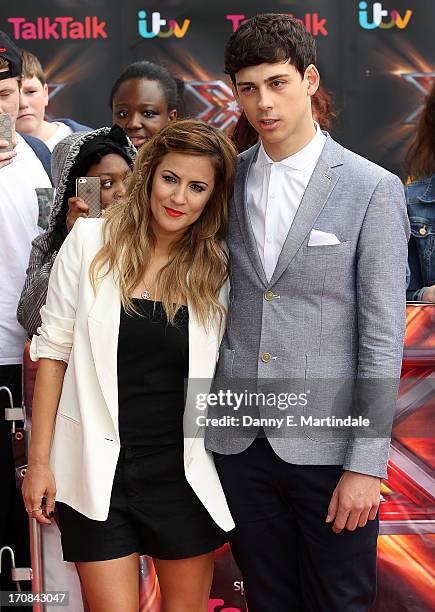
[30,218,235,531]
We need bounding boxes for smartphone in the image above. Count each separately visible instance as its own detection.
[0,113,14,152]
[76,176,101,218]
[35,187,55,230]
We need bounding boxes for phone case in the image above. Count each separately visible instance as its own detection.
[0,113,13,152]
[76,177,101,218]
[35,187,55,230]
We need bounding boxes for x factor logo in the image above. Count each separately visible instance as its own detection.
[186,81,240,132]
[47,82,65,102]
[44,82,65,120]
[400,72,435,124]
[380,305,435,536]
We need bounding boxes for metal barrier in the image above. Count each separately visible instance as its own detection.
[0,380,45,612]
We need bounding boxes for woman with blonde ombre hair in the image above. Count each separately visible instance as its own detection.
[22,120,237,612]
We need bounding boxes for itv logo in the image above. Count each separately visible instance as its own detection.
[358,1,413,30]
[137,9,190,39]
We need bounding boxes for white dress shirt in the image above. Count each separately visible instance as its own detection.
[247,124,326,281]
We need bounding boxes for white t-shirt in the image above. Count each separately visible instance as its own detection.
[45,122,74,152]
[0,134,52,364]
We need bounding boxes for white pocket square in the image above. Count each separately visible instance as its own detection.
[308,229,341,246]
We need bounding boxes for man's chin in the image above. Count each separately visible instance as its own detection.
[260,132,286,145]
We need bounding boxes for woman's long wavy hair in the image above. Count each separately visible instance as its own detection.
[406,81,435,180]
[89,120,237,327]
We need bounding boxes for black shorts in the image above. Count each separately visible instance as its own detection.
[57,445,228,562]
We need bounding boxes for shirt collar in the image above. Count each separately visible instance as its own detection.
[257,122,326,171]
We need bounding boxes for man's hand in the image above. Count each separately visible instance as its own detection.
[66,197,89,232]
[0,137,17,169]
[326,471,381,533]
[422,285,435,303]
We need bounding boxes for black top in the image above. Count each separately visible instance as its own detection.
[117,299,189,447]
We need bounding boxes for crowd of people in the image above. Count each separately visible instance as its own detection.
[0,11,434,612]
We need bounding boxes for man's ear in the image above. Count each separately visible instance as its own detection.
[304,64,320,96]
[43,83,49,108]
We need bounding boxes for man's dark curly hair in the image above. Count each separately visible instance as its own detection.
[224,14,317,87]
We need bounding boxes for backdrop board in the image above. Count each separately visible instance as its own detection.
[1,0,433,177]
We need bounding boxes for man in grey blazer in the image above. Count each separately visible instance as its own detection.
[204,14,409,612]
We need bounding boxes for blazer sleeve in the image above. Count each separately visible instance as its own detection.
[343,173,410,478]
[29,219,86,364]
[17,231,59,337]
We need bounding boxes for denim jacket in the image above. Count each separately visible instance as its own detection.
[406,174,435,301]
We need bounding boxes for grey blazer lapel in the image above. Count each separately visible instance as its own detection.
[234,144,268,286]
[269,135,344,287]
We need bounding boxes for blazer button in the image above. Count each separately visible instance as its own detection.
[264,291,274,301]
[260,352,272,363]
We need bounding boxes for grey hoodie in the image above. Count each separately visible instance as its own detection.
[17,128,135,336]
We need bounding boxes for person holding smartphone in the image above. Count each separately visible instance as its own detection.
[17,125,135,337]
[22,120,236,612]
[0,30,52,601]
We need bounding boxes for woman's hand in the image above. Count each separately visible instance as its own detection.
[66,197,89,232]
[22,464,56,524]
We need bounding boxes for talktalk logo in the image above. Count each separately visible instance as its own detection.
[358,2,413,29]
[226,13,328,36]
[137,10,190,39]
[7,16,107,40]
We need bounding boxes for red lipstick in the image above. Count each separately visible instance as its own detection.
[164,207,185,218]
